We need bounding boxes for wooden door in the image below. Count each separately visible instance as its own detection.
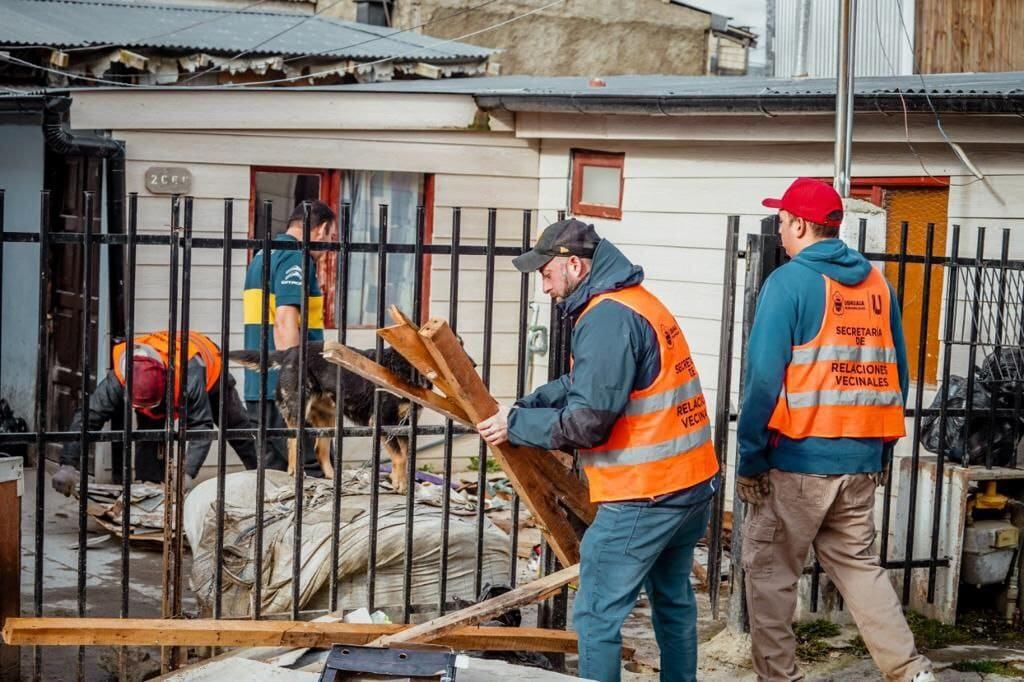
[882,188,949,385]
[46,154,102,464]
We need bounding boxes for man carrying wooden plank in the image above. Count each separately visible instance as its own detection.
[477,219,719,682]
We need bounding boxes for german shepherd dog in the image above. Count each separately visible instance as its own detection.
[229,343,425,493]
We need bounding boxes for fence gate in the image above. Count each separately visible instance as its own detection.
[0,191,575,681]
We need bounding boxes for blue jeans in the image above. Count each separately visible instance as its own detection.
[574,493,712,682]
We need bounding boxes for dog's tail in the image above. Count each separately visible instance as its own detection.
[227,349,287,370]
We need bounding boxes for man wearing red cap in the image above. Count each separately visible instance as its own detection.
[52,331,258,496]
[738,178,933,681]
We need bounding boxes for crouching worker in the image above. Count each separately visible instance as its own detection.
[476,219,719,682]
[52,331,259,496]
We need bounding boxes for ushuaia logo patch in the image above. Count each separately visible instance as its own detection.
[660,323,681,348]
[832,291,845,316]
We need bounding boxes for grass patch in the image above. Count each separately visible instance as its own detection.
[794,620,842,662]
[468,455,503,473]
[951,660,1024,677]
[906,611,970,650]
[849,635,869,657]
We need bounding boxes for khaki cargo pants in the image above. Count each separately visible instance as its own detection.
[742,470,931,682]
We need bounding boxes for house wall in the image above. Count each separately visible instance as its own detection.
[0,124,44,429]
[916,0,1024,74]
[321,0,712,76]
[96,119,538,474]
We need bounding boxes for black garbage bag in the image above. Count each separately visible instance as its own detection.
[979,347,1024,406]
[0,398,28,461]
[921,372,1022,466]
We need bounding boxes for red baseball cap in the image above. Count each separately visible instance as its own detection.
[762,178,844,228]
[130,356,166,409]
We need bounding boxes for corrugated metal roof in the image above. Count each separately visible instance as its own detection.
[0,0,493,62]
[308,71,1024,114]
[318,72,1024,97]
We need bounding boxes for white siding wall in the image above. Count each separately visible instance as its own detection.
[115,128,538,472]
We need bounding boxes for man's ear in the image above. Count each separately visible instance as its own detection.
[794,217,809,240]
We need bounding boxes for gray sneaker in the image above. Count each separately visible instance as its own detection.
[51,465,80,497]
[911,671,936,682]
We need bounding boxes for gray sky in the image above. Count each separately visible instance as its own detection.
[702,0,768,66]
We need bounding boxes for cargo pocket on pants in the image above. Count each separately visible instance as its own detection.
[742,514,781,578]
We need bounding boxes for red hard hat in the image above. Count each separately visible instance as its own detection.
[130,356,166,409]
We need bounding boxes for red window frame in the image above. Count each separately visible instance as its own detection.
[848,175,950,207]
[570,149,625,220]
[248,167,434,329]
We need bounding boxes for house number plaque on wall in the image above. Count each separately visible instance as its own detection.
[145,167,192,195]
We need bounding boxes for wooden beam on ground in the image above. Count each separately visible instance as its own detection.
[417,318,596,566]
[321,341,471,427]
[370,564,580,648]
[1,618,580,653]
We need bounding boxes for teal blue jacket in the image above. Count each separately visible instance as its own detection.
[737,239,910,477]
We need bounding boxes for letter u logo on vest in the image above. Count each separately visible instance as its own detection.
[870,293,883,316]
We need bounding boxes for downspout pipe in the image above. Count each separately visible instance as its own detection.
[833,0,856,197]
[42,95,126,344]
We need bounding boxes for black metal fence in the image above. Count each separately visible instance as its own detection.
[0,191,575,680]
[715,216,1024,628]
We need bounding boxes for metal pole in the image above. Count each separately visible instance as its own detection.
[765,0,776,77]
[833,0,856,197]
[793,0,811,77]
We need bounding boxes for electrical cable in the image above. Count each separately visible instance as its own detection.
[887,0,984,186]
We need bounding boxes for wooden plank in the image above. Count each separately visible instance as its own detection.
[1,618,579,653]
[320,341,472,427]
[375,305,459,399]
[370,564,580,648]
[0,476,20,681]
[417,318,595,566]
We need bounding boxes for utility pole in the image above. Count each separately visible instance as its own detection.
[764,0,776,77]
[833,0,856,197]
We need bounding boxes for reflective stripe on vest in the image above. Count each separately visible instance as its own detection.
[767,268,907,440]
[576,285,718,502]
[112,331,223,412]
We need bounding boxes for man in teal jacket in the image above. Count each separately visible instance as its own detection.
[738,178,933,682]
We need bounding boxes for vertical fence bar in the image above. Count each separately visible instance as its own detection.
[902,223,936,604]
[928,225,960,601]
[708,216,740,618]
[962,229,986,466]
[292,202,312,621]
[474,208,497,597]
[251,199,272,618]
[76,191,96,682]
[367,203,388,613]
[509,209,531,587]
[329,202,351,613]
[438,207,460,615]
[161,196,181,646]
[119,192,137,682]
[0,190,4,391]
[401,205,427,624]
[173,198,194,632]
[213,198,233,619]
[984,230,1011,468]
[253,200,273,620]
[32,190,51,682]
[880,221,910,565]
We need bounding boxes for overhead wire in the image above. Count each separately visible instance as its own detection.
[885,0,984,186]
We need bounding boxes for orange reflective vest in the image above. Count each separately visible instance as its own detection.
[112,331,222,419]
[576,285,719,502]
[767,268,907,440]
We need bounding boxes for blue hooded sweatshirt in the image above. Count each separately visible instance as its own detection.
[508,239,716,502]
[736,239,910,477]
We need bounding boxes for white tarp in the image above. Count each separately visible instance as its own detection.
[184,470,511,618]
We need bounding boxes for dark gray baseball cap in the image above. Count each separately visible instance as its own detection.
[512,219,601,273]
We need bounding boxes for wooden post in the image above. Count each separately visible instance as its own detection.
[416,318,595,566]
[0,456,23,682]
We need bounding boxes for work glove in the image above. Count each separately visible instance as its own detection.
[736,473,771,506]
[52,464,80,497]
